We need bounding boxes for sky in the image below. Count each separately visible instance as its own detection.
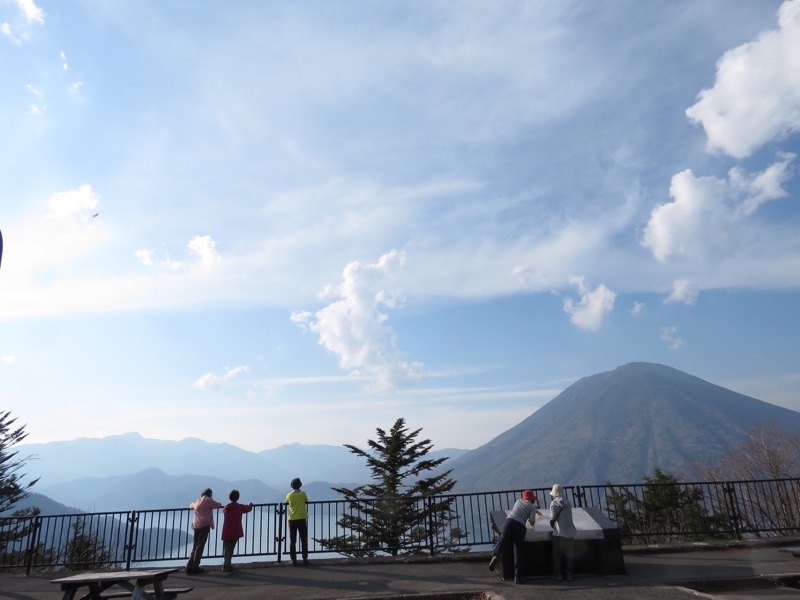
[1,0,799,454]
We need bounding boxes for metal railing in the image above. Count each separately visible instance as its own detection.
[2,478,799,573]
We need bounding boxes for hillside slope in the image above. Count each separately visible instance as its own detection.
[450,362,800,491]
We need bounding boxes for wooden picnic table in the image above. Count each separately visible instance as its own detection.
[50,567,192,600]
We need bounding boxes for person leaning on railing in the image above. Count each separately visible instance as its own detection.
[221,489,254,574]
[185,488,223,575]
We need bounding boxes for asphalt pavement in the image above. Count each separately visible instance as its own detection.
[3,539,800,600]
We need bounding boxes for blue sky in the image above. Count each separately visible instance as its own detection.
[1,0,799,453]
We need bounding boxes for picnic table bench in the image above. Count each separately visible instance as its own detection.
[50,567,192,600]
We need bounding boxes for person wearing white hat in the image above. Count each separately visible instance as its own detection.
[549,484,576,581]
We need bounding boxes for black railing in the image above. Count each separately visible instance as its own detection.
[2,478,799,574]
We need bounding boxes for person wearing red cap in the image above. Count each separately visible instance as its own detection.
[488,489,542,584]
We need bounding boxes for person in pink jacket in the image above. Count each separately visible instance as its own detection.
[221,489,254,574]
[185,488,223,575]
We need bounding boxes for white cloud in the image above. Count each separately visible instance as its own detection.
[47,184,100,222]
[25,84,42,99]
[135,249,154,267]
[194,365,249,390]
[1,185,108,281]
[729,153,794,218]
[664,279,698,306]
[26,83,45,114]
[562,276,616,331]
[685,0,800,159]
[187,235,220,271]
[291,250,423,392]
[134,235,219,274]
[1,0,44,43]
[642,155,795,263]
[660,325,683,351]
[15,0,44,25]
[630,301,645,316]
[1,355,17,364]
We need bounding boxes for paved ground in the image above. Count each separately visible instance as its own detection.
[4,540,800,600]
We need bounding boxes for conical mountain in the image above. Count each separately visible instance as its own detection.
[450,362,800,491]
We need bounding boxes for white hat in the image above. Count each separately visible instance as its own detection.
[550,484,564,497]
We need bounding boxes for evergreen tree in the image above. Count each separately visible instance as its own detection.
[66,517,113,571]
[320,418,459,557]
[0,412,40,559]
[606,469,727,544]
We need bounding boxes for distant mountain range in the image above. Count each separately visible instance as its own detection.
[12,362,800,514]
[15,435,466,513]
[449,362,800,491]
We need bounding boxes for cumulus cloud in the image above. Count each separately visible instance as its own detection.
[290,250,423,392]
[660,326,683,351]
[47,184,99,222]
[685,0,800,159]
[664,279,698,306]
[187,235,220,270]
[642,155,795,262]
[1,355,17,364]
[630,301,645,316]
[562,276,616,331]
[195,365,249,390]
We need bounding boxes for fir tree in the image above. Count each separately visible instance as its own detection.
[0,412,40,560]
[606,468,728,544]
[320,418,459,557]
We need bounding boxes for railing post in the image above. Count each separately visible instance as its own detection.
[574,486,585,508]
[125,511,138,570]
[24,515,42,576]
[425,496,436,556]
[276,503,284,563]
[724,483,742,541]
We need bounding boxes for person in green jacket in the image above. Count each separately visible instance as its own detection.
[285,477,309,566]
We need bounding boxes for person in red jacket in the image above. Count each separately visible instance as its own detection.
[221,489,254,574]
[185,488,223,575]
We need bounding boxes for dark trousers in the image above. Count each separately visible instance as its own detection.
[187,525,211,571]
[222,539,238,570]
[552,535,574,578]
[289,518,308,563]
[492,518,526,578]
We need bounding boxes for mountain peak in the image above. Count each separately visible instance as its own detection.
[451,363,800,491]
